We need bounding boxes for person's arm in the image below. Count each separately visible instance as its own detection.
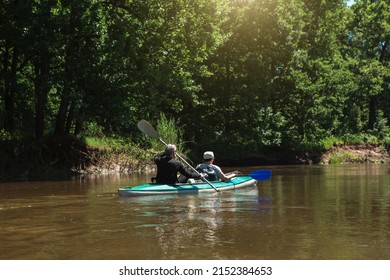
[177,162,203,179]
[154,152,165,163]
[215,166,236,181]
[218,172,236,181]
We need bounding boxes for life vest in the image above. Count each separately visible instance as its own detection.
[197,165,218,181]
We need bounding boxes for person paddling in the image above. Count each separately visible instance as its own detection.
[154,144,205,184]
[196,151,237,182]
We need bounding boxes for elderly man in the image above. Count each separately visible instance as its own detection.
[153,144,204,184]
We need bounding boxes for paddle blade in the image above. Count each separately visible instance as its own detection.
[137,120,160,139]
[249,169,271,180]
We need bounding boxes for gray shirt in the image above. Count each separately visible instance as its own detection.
[196,163,222,181]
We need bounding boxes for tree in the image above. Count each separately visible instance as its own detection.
[53,0,106,137]
[0,0,31,137]
[101,0,229,135]
[349,0,390,131]
[274,0,356,142]
[200,0,354,150]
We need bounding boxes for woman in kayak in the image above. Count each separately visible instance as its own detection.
[154,144,205,184]
[196,151,238,181]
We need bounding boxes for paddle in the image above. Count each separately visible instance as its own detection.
[248,169,271,181]
[137,120,220,193]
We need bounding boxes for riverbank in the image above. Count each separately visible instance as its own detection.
[0,138,155,181]
[1,139,389,181]
[320,144,390,164]
[218,144,390,166]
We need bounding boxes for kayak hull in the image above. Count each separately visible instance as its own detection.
[118,175,257,197]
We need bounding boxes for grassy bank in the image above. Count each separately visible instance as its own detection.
[214,134,390,166]
[1,135,389,182]
[0,136,156,181]
[292,135,390,164]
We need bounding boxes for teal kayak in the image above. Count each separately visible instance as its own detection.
[118,175,257,196]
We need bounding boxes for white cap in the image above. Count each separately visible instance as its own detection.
[203,151,214,160]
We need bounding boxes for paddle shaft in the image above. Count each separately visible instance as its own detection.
[158,138,220,192]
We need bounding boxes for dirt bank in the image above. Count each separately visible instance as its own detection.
[1,140,389,181]
[320,144,390,164]
[0,139,153,181]
[219,144,390,166]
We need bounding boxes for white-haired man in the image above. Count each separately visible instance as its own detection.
[154,144,204,184]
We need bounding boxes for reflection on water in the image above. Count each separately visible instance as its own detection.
[1,165,390,259]
[143,189,262,259]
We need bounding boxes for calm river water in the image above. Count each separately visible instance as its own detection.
[1,164,389,260]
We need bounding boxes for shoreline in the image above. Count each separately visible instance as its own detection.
[1,140,389,182]
[219,144,390,166]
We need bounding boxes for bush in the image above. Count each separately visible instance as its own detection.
[151,113,187,155]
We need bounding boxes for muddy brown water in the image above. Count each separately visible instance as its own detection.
[1,164,389,260]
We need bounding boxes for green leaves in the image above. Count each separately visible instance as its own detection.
[1,0,389,156]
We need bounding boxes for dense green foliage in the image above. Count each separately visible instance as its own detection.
[1,0,389,159]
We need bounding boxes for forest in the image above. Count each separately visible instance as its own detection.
[1,0,389,168]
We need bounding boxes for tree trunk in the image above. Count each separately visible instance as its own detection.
[368,95,377,130]
[368,41,388,130]
[65,100,76,135]
[54,2,80,138]
[2,44,10,132]
[74,103,85,136]
[54,88,70,136]
[34,50,50,139]
[2,45,19,135]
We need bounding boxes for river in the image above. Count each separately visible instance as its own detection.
[1,164,389,260]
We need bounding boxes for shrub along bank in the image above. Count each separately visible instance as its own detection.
[1,137,389,182]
